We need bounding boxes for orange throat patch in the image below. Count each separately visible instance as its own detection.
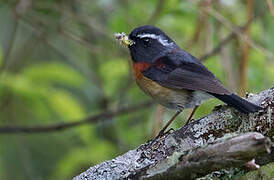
[132,62,151,79]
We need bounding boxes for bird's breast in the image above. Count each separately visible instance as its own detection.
[132,62,190,109]
[132,61,211,109]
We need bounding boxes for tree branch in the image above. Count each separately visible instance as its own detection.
[146,133,271,179]
[147,0,166,24]
[0,101,153,134]
[204,7,274,59]
[199,9,261,61]
[73,87,274,180]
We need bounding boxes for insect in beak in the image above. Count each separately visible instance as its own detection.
[114,32,135,47]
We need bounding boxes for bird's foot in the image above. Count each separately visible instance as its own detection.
[155,128,174,139]
[185,118,194,125]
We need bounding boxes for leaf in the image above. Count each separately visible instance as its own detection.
[47,89,86,120]
[22,62,85,88]
[99,58,128,97]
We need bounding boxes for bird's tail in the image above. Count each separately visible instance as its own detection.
[209,93,262,114]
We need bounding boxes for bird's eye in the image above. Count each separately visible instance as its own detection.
[142,38,151,46]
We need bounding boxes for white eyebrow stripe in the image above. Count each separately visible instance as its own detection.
[137,33,174,47]
[137,34,158,39]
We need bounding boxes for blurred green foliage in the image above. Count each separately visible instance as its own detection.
[0,0,273,179]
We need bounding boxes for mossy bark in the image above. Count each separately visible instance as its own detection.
[73,87,274,180]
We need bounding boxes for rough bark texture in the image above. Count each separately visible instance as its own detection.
[73,87,274,180]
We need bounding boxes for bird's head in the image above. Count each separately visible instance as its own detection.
[115,25,178,63]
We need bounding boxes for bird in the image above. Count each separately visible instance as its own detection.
[115,25,262,136]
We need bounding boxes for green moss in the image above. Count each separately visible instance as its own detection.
[239,162,274,180]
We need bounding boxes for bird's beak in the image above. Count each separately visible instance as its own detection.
[114,32,135,47]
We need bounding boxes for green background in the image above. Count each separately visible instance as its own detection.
[0,0,273,179]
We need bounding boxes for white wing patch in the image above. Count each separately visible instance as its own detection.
[137,33,174,47]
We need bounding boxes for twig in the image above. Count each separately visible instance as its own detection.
[200,29,235,61]
[1,0,32,73]
[0,101,153,134]
[199,11,257,61]
[240,0,254,96]
[147,0,166,24]
[19,17,107,96]
[0,18,18,72]
[185,0,211,50]
[218,28,238,92]
[152,105,164,137]
[59,28,101,54]
[267,0,274,16]
[205,7,274,59]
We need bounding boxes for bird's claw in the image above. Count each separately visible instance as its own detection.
[155,128,174,139]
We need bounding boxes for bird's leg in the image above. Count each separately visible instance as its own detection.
[186,105,199,125]
[156,109,182,138]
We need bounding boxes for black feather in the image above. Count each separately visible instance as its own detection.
[142,54,231,95]
[209,93,262,114]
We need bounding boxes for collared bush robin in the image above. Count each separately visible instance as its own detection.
[115,25,262,136]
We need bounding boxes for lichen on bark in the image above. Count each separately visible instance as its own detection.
[73,87,274,180]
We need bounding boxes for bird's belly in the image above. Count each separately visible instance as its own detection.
[135,75,211,110]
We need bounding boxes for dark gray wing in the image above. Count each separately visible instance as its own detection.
[143,50,231,95]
